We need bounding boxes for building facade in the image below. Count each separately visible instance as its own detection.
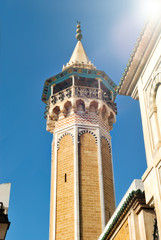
[118,16,161,238]
[42,23,117,240]
[99,15,161,240]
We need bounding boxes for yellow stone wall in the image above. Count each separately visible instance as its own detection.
[110,220,130,240]
[56,135,75,240]
[101,138,115,223]
[79,133,102,240]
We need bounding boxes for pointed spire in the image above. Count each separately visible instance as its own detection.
[68,41,90,65]
[63,22,96,70]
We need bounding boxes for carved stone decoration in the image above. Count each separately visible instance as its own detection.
[66,89,72,98]
[51,95,57,104]
[75,87,98,99]
[91,88,98,99]
[46,86,116,133]
[59,92,65,101]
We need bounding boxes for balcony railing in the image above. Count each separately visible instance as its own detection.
[48,86,116,113]
[51,86,109,102]
[75,86,98,99]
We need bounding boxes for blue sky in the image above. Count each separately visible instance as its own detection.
[0,0,148,239]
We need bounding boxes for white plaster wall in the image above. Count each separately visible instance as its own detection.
[136,34,161,165]
[138,82,153,166]
[138,209,155,240]
[141,34,161,88]
[138,27,161,237]
[0,183,11,214]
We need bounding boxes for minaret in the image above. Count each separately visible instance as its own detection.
[42,22,117,240]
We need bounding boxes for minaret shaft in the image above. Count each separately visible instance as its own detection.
[48,108,116,240]
[46,78,117,240]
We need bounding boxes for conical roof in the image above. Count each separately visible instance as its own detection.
[63,23,96,70]
[68,40,90,65]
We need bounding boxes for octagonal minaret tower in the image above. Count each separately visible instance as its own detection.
[42,23,117,240]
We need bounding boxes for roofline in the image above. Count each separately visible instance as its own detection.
[118,17,161,96]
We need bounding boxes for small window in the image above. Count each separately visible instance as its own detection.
[65,173,67,182]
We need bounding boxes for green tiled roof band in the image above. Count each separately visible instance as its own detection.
[42,67,117,103]
[101,189,144,240]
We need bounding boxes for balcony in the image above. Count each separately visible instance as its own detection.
[49,86,116,113]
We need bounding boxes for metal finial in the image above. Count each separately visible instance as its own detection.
[76,21,82,41]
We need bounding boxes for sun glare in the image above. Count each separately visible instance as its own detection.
[140,0,161,19]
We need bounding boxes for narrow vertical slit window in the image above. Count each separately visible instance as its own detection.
[65,173,67,182]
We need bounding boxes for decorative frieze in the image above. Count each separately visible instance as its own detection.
[78,129,98,144]
[57,132,74,149]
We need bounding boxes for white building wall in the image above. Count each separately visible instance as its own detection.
[131,27,161,236]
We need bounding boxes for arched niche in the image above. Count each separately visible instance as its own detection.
[63,101,72,117]
[76,99,85,113]
[156,84,161,136]
[52,106,60,120]
[89,101,98,114]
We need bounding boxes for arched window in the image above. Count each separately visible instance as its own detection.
[156,84,161,136]
[149,74,161,148]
